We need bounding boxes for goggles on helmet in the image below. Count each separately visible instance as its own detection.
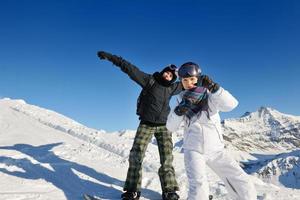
[178,62,201,78]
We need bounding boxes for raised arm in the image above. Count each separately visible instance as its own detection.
[97,51,151,88]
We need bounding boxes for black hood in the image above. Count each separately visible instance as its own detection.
[160,66,177,81]
[153,72,174,87]
[153,66,177,87]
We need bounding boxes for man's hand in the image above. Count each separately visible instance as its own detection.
[198,75,220,93]
[97,50,123,66]
[97,51,113,60]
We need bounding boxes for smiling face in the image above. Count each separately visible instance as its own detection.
[162,71,174,81]
[181,76,198,90]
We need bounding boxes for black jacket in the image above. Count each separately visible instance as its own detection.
[109,55,183,125]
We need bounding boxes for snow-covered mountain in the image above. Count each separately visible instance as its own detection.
[1,98,300,200]
[223,107,300,191]
[243,150,300,190]
[222,107,300,152]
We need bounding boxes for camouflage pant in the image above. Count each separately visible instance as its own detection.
[123,123,179,193]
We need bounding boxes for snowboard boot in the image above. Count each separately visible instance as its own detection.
[162,191,180,200]
[121,191,141,200]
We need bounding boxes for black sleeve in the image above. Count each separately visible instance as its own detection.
[171,82,184,96]
[107,54,151,88]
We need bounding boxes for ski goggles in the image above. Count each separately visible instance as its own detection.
[178,63,201,78]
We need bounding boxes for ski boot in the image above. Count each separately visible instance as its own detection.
[121,191,141,200]
[162,191,180,200]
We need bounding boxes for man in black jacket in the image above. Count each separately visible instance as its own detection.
[97,51,182,200]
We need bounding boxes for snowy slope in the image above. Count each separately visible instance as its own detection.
[1,98,300,200]
[243,150,300,189]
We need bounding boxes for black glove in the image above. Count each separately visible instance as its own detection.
[174,98,192,116]
[97,51,123,66]
[198,75,220,93]
[97,51,113,60]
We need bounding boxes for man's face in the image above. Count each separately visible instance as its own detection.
[162,71,173,81]
[181,76,198,90]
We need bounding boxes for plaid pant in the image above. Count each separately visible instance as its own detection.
[123,123,179,193]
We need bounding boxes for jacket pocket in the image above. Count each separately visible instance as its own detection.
[183,125,204,153]
[214,124,224,142]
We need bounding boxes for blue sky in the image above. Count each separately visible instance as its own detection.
[0,0,299,132]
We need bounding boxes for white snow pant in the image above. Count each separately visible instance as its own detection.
[184,150,257,200]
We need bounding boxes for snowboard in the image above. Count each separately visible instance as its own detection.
[83,194,102,200]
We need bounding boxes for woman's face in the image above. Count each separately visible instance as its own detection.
[181,76,198,90]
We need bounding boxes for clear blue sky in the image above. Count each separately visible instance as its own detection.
[0,0,299,132]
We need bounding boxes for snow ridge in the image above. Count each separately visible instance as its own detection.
[223,107,300,152]
[5,99,130,158]
[4,99,164,173]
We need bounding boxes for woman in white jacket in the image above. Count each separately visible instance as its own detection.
[167,62,257,200]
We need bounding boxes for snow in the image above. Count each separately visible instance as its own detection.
[1,98,300,200]
[222,107,300,152]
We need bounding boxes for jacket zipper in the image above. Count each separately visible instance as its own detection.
[226,178,239,196]
[156,89,167,121]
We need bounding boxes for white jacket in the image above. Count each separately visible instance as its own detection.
[167,87,238,155]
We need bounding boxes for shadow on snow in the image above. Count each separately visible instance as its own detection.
[0,142,161,199]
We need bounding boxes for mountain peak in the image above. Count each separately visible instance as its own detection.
[258,106,275,113]
[223,106,300,153]
[237,106,278,120]
[257,106,274,118]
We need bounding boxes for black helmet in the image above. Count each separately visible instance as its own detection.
[178,62,201,78]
